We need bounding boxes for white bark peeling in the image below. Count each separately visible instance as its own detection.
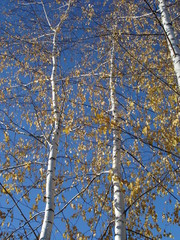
[110,39,126,240]
[159,0,180,87]
[40,32,61,240]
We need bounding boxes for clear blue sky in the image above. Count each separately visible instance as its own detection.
[0,0,179,239]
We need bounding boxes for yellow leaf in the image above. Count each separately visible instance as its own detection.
[70,203,76,210]
[88,207,92,212]
[177,147,180,153]
[129,102,134,108]
[135,177,140,184]
[142,126,149,136]
[63,127,70,135]
[172,139,177,147]
[167,217,172,223]
[111,120,116,127]
[4,132,9,142]
[107,174,112,182]
[129,182,133,190]
[107,170,113,182]
[126,160,131,166]
[75,69,80,77]
[25,162,31,172]
[172,119,179,126]
[32,204,37,211]
[99,126,107,135]
[39,168,43,177]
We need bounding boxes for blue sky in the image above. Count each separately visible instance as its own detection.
[0,0,179,239]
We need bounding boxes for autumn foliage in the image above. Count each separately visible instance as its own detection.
[0,0,179,239]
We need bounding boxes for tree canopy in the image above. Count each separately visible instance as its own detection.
[0,0,179,239]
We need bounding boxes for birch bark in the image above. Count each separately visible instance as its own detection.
[40,31,61,240]
[158,0,180,87]
[39,2,71,238]
[109,39,126,240]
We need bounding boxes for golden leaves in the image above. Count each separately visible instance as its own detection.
[75,69,80,77]
[91,111,110,135]
[32,204,37,211]
[70,203,76,210]
[129,101,134,108]
[39,168,44,177]
[0,1,179,238]
[172,118,179,126]
[93,111,110,124]
[35,194,41,204]
[24,194,30,202]
[142,125,150,136]
[127,177,142,204]
[107,169,113,182]
[126,160,131,166]
[98,126,107,135]
[4,132,9,143]
[25,162,31,172]
[63,127,71,135]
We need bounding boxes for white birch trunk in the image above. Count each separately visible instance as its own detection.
[39,3,71,238]
[109,39,126,240]
[40,31,61,240]
[158,0,180,87]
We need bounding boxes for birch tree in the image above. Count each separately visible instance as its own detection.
[158,0,180,87]
[39,1,71,238]
[109,33,126,239]
[0,0,88,238]
[0,0,180,239]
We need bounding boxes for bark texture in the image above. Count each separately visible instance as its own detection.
[40,32,61,240]
[159,0,180,87]
[110,39,126,240]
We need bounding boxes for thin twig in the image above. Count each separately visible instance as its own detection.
[41,0,53,30]
[55,173,103,216]
[0,183,38,239]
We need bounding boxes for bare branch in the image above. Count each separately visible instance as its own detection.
[0,183,38,239]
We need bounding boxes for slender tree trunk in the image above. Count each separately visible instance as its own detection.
[158,0,180,87]
[109,39,126,240]
[40,31,61,240]
[39,2,71,238]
